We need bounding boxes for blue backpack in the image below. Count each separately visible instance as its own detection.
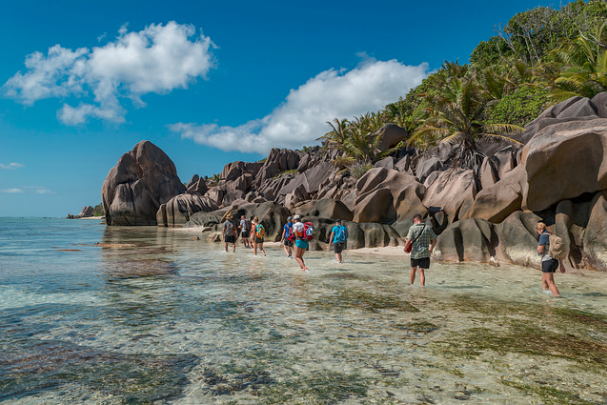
[334,225,348,243]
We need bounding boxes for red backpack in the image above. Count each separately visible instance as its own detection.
[302,222,315,241]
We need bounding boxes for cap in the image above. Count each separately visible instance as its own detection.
[335,219,341,223]
[287,216,293,221]
[293,214,301,220]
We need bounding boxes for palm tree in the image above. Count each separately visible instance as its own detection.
[317,118,350,149]
[550,22,607,100]
[409,74,523,174]
[385,97,407,128]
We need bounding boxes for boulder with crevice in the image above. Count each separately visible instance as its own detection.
[157,193,219,227]
[350,168,426,225]
[583,191,607,271]
[463,165,525,223]
[422,168,476,223]
[102,140,186,226]
[521,118,607,211]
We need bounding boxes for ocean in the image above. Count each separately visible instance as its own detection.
[1,217,606,404]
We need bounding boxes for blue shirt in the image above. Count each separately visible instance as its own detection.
[538,231,552,261]
[284,222,293,238]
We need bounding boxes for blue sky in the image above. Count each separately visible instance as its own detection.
[0,0,562,217]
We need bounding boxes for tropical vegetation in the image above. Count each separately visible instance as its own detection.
[320,0,607,178]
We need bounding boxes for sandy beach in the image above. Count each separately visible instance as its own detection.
[172,225,407,257]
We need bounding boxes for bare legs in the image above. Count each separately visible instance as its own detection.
[410,267,426,287]
[294,246,307,271]
[252,241,266,256]
[542,272,561,297]
[283,244,292,258]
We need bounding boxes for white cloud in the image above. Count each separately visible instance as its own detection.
[3,22,216,125]
[0,186,54,194]
[171,59,429,154]
[0,162,24,170]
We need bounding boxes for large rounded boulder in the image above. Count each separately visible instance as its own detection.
[102,141,186,226]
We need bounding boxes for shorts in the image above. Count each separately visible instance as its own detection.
[411,257,430,269]
[284,239,294,247]
[225,235,236,244]
[254,237,264,244]
[542,258,559,273]
[295,239,309,250]
[334,241,346,253]
[241,231,249,239]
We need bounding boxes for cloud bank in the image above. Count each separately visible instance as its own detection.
[3,22,215,125]
[171,59,429,154]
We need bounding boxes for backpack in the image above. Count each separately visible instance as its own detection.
[243,219,251,232]
[334,225,348,243]
[548,233,566,260]
[285,224,294,241]
[302,222,314,241]
[225,221,235,235]
[255,223,265,239]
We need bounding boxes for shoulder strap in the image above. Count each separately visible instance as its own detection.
[411,224,426,245]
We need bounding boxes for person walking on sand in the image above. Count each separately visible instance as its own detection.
[223,214,237,253]
[329,219,348,264]
[281,216,294,258]
[239,215,251,249]
[251,216,266,256]
[404,214,437,287]
[292,215,309,271]
[536,222,565,297]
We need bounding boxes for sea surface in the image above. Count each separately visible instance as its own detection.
[1,217,607,404]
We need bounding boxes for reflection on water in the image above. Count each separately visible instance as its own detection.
[1,219,607,404]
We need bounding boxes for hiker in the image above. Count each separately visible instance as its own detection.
[329,219,348,264]
[404,214,437,287]
[251,216,266,256]
[281,216,294,258]
[536,222,565,297]
[239,215,251,248]
[292,215,313,271]
[223,214,237,253]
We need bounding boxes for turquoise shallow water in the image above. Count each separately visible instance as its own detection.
[1,218,607,404]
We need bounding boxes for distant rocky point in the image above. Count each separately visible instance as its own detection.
[100,95,607,271]
[67,206,97,219]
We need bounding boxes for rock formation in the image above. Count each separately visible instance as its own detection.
[101,93,607,271]
[101,140,186,226]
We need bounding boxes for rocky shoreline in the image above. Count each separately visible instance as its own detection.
[100,95,607,272]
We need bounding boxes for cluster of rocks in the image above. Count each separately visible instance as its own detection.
[101,95,607,271]
[67,206,96,219]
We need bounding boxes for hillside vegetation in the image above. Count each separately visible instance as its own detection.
[322,0,607,174]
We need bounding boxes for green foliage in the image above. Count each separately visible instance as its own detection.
[348,162,373,180]
[208,173,221,186]
[319,1,607,174]
[272,169,298,179]
[470,1,607,66]
[487,86,552,126]
[409,61,523,171]
[92,203,104,217]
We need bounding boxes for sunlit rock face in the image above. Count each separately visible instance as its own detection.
[102,140,186,226]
